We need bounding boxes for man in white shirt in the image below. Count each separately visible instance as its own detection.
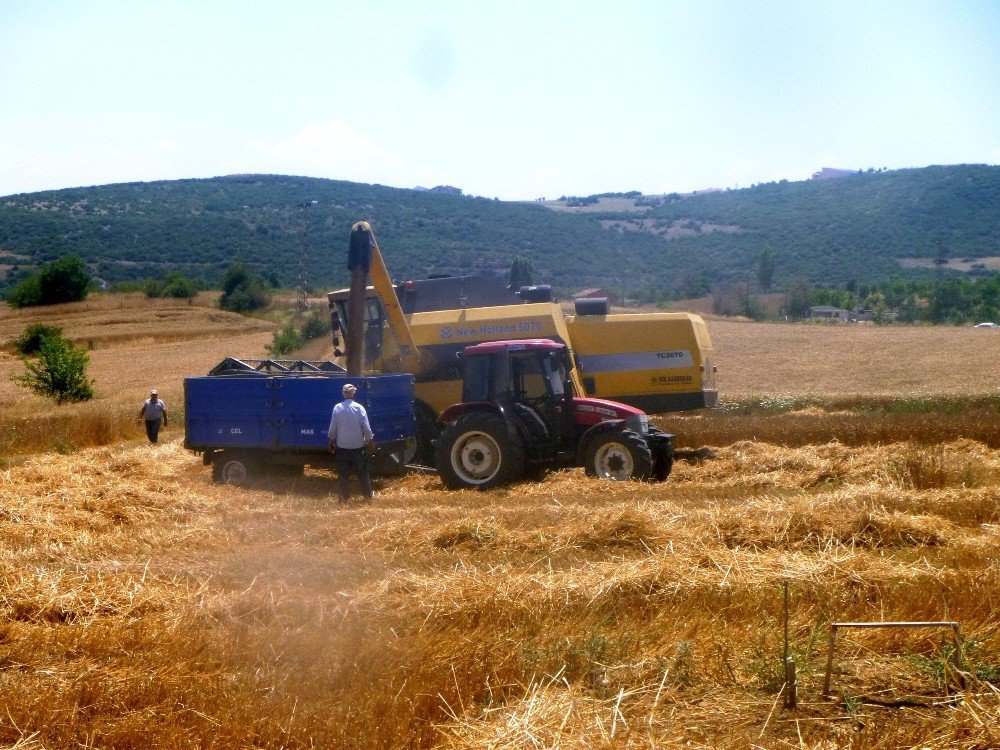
[137,389,168,444]
[328,383,375,502]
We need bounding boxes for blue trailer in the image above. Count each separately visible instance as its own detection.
[184,358,415,484]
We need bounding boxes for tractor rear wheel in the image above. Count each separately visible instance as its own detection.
[584,428,653,481]
[436,413,526,490]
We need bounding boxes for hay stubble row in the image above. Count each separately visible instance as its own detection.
[3,438,1000,748]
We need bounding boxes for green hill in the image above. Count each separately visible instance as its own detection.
[1,166,998,301]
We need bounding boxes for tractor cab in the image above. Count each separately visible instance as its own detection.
[457,339,574,455]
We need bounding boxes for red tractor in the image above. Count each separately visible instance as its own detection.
[434,339,675,489]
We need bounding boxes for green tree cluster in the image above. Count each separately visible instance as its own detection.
[219,263,271,313]
[10,323,64,355]
[266,309,331,356]
[6,255,91,308]
[144,271,198,299]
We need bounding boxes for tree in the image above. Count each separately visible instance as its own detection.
[219,263,272,313]
[756,249,776,292]
[15,335,94,403]
[508,255,534,290]
[785,278,813,319]
[6,255,91,308]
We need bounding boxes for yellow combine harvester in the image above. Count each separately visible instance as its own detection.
[327,233,717,459]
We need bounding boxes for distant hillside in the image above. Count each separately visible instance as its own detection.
[1,166,999,301]
[572,164,1000,293]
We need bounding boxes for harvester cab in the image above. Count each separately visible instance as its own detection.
[434,339,675,489]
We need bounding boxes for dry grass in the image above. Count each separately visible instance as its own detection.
[3,437,1000,747]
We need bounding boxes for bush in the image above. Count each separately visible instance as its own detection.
[6,255,91,308]
[299,309,331,340]
[15,335,95,403]
[219,263,271,313]
[163,273,196,299]
[266,310,331,356]
[143,271,197,299]
[10,323,63,355]
[6,275,43,307]
[266,322,306,356]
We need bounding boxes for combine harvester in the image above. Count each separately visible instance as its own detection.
[328,224,717,461]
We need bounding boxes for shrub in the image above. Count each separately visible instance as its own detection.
[266,310,331,356]
[6,275,43,307]
[143,272,198,299]
[10,323,64,355]
[219,263,271,313]
[6,255,91,308]
[163,273,196,299]
[15,335,95,403]
[266,322,306,356]
[299,309,331,340]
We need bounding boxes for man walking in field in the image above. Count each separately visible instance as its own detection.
[328,383,375,503]
[137,389,168,444]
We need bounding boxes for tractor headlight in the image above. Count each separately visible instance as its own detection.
[626,414,648,434]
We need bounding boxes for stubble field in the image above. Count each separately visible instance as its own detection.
[2,296,1000,748]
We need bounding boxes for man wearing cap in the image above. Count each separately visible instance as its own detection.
[327,383,375,502]
[137,389,168,444]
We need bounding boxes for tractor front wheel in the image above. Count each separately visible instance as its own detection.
[584,429,653,481]
[436,414,525,490]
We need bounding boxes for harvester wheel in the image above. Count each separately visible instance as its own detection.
[584,428,653,481]
[436,413,525,490]
[414,400,440,467]
[212,451,256,485]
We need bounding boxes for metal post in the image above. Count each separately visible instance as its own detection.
[823,627,837,696]
[784,658,797,709]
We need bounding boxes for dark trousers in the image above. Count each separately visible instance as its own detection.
[336,448,372,501]
[144,419,161,444]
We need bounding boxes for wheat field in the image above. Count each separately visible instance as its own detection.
[3,297,1000,748]
[2,438,1000,747]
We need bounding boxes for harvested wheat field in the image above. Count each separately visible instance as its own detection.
[3,436,1000,748]
[0,294,273,455]
[707,319,1000,398]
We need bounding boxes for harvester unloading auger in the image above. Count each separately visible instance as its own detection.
[332,223,717,465]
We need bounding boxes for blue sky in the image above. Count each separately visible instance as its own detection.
[1,0,998,199]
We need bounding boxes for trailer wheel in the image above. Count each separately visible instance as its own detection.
[584,428,653,481]
[436,414,525,489]
[212,451,255,485]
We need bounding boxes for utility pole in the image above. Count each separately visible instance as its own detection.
[297,201,317,312]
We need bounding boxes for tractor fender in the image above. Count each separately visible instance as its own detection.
[437,402,523,443]
[575,419,627,465]
[437,401,501,425]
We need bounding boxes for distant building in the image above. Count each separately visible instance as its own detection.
[574,287,621,306]
[811,168,856,181]
[808,305,850,321]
